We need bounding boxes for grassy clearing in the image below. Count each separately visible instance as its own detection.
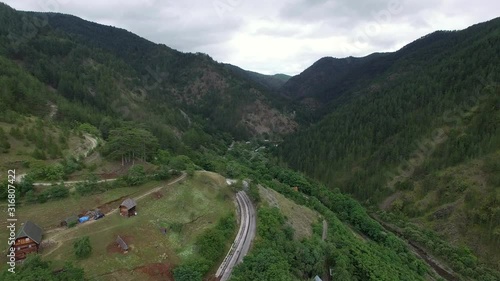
[258,185,321,240]
[0,172,234,279]
[0,181,160,233]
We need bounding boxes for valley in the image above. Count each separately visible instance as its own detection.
[0,2,498,281]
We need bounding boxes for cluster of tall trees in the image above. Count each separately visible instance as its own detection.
[101,127,159,164]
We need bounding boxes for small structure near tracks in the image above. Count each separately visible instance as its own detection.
[116,236,129,253]
[119,198,137,217]
[60,216,79,227]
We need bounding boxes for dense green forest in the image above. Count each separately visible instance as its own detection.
[0,2,295,146]
[174,141,497,280]
[278,17,500,273]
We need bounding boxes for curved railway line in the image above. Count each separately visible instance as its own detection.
[215,191,256,281]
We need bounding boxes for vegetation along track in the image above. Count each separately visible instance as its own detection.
[216,191,256,281]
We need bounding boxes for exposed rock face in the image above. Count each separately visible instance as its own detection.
[241,100,298,136]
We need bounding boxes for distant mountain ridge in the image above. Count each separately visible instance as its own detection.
[279,17,500,115]
[223,63,290,91]
[0,3,298,140]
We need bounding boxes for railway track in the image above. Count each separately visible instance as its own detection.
[215,191,256,281]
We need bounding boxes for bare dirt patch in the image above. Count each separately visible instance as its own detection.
[152,191,163,199]
[135,262,175,281]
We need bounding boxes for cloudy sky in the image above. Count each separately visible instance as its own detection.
[3,0,499,75]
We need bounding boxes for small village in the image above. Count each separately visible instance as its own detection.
[13,198,137,261]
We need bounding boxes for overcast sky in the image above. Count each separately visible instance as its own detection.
[3,0,499,75]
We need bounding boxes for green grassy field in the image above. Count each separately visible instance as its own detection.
[258,185,321,240]
[0,172,235,280]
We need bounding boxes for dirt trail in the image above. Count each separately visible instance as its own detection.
[16,134,99,184]
[322,220,328,241]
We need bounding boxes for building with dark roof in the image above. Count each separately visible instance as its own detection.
[116,236,128,252]
[14,221,43,261]
[119,198,137,217]
[61,215,79,227]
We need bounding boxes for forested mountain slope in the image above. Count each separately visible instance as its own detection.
[280,19,500,118]
[0,3,296,144]
[281,53,390,102]
[224,63,291,91]
[278,17,500,270]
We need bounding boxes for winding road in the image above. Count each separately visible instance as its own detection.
[16,133,99,185]
[215,191,256,281]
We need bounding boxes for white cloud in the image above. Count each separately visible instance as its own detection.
[2,0,499,75]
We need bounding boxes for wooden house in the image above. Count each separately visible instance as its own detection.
[119,198,137,217]
[14,221,43,261]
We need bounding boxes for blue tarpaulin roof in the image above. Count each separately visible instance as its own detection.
[78,216,89,223]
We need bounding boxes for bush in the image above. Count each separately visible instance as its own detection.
[170,155,192,170]
[124,165,146,186]
[78,123,100,136]
[75,176,99,196]
[153,165,172,181]
[33,184,69,203]
[45,184,69,200]
[18,176,34,196]
[173,258,209,281]
[75,183,92,196]
[186,165,195,177]
[247,184,261,204]
[73,236,92,259]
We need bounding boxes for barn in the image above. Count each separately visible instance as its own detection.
[14,221,43,261]
[119,198,137,217]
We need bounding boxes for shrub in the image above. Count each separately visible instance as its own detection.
[173,258,209,281]
[124,165,146,186]
[73,236,92,259]
[170,155,192,170]
[153,165,171,181]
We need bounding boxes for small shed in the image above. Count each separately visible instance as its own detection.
[14,221,43,261]
[313,276,322,281]
[61,216,79,227]
[116,236,128,253]
[119,198,137,217]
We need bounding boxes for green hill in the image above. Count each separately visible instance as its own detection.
[0,3,297,144]
[278,17,500,276]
